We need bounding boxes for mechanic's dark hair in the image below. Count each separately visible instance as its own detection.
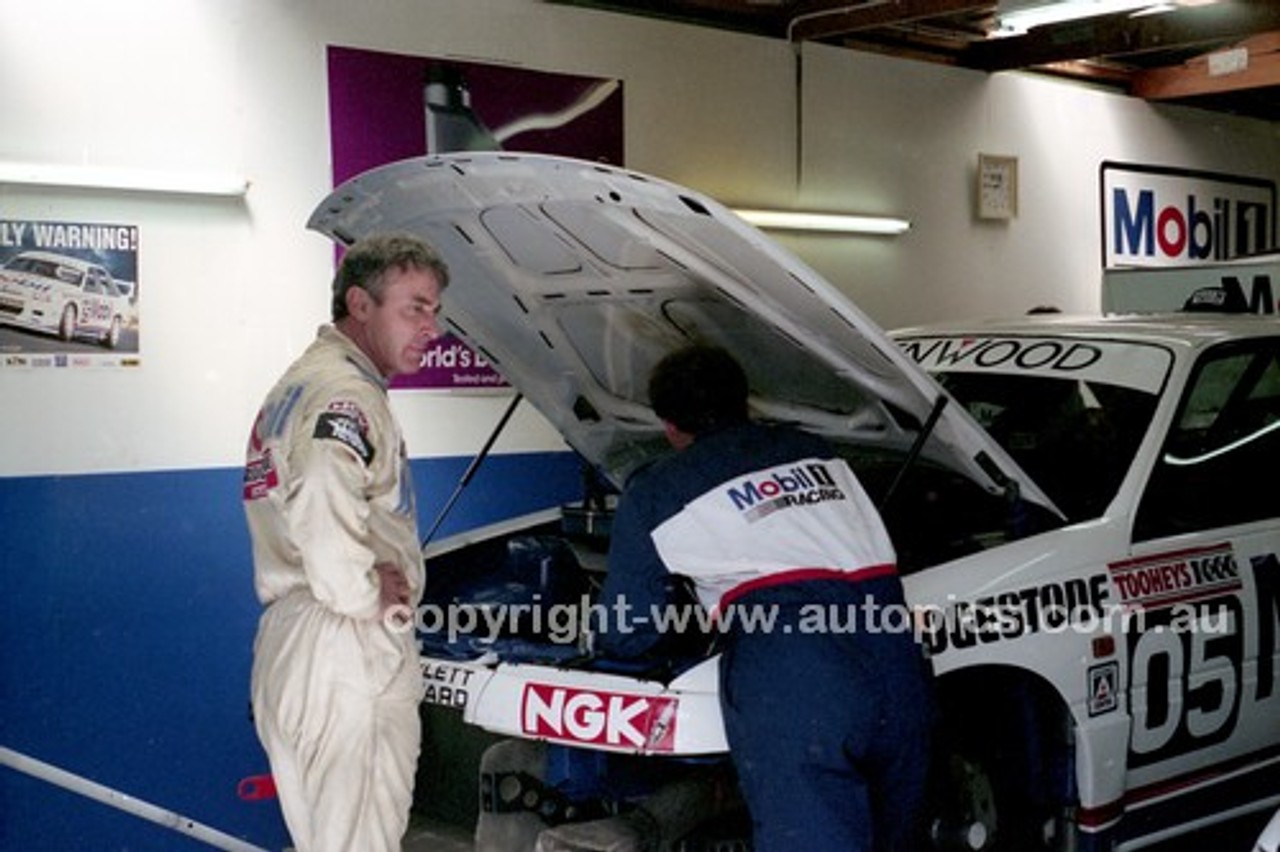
[648,344,749,436]
[331,233,450,321]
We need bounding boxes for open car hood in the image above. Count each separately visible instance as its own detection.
[308,153,1059,515]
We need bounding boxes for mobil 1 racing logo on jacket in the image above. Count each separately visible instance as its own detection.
[652,457,896,610]
[728,461,846,521]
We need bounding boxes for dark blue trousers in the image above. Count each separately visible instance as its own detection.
[718,577,934,852]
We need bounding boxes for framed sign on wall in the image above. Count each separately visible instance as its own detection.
[977,153,1018,221]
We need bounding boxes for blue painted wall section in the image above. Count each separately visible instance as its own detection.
[0,450,584,850]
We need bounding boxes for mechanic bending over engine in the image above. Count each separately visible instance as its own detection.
[594,344,935,852]
[242,234,448,852]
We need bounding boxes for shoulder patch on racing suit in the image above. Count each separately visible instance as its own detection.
[313,401,375,466]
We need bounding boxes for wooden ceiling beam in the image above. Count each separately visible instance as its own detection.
[1133,31,1280,100]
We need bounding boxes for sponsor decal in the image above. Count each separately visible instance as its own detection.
[897,335,1171,395]
[1088,661,1119,717]
[904,337,1103,373]
[420,660,476,709]
[242,449,278,501]
[1108,543,1242,611]
[725,461,846,522]
[1101,162,1275,269]
[313,404,374,466]
[243,408,281,500]
[917,574,1111,655]
[521,684,677,752]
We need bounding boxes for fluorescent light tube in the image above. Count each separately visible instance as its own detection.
[734,208,911,235]
[0,162,249,197]
[995,0,1169,36]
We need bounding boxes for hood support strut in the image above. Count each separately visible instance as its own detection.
[879,393,949,512]
[421,393,524,548]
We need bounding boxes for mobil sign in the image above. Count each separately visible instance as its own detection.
[1101,162,1276,269]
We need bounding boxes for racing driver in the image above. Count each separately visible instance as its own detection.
[242,234,447,851]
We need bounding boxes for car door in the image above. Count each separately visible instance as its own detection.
[80,268,112,332]
[1123,335,1280,811]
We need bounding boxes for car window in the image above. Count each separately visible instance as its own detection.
[845,444,1061,573]
[1135,338,1280,539]
[896,334,1171,523]
[54,264,83,287]
[932,371,1157,523]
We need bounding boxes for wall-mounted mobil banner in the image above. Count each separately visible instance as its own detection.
[326,45,624,391]
[0,219,140,369]
[1101,162,1276,270]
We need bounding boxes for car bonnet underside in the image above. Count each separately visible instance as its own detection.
[308,152,1055,513]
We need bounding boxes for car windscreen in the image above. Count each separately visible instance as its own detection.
[898,335,1171,523]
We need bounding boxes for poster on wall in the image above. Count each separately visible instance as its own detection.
[326,45,624,390]
[0,219,140,369]
[1100,161,1276,270]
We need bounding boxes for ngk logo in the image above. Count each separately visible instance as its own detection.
[521,684,677,753]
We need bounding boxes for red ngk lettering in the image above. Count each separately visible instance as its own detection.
[521,684,677,752]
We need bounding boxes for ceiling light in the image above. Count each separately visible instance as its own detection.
[0,162,249,197]
[733,208,911,235]
[994,0,1180,37]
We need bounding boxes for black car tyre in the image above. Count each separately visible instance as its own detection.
[103,315,122,349]
[927,676,1079,852]
[59,303,77,342]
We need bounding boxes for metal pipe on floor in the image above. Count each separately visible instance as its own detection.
[0,745,271,852]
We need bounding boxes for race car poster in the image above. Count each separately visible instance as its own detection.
[0,219,140,369]
[326,45,624,390]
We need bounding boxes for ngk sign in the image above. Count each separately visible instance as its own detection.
[521,683,678,753]
[1102,162,1276,270]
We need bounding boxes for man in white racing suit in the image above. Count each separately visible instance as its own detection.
[243,234,447,852]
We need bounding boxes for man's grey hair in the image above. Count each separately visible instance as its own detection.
[331,234,450,321]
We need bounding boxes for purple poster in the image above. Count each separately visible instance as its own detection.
[326,46,625,390]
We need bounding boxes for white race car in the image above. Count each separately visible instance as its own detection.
[0,250,130,348]
[309,153,1280,851]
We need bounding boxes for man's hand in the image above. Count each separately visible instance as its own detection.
[374,562,412,625]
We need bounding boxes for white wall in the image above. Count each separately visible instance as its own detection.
[1,0,1277,478]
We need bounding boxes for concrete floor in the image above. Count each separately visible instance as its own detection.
[400,808,1276,852]
[403,816,474,852]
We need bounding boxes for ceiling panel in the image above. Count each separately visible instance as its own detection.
[548,0,1280,122]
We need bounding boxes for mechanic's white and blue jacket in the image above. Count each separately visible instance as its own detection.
[596,420,896,659]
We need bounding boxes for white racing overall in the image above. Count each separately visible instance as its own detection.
[243,325,424,852]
